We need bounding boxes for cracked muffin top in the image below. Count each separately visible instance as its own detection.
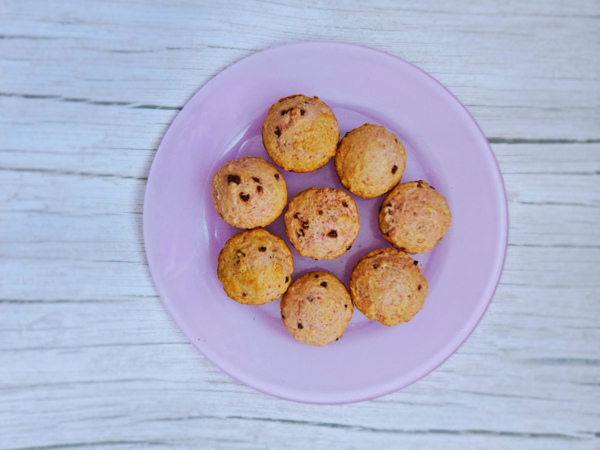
[284,187,359,260]
[262,95,339,173]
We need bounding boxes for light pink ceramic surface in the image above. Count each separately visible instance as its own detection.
[143,42,508,404]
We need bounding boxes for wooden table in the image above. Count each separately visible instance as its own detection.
[1,1,599,448]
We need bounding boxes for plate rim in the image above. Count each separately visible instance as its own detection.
[143,41,509,404]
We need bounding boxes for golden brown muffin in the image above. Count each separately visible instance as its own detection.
[335,124,406,198]
[379,180,451,254]
[284,187,359,260]
[281,271,353,346]
[217,229,294,305]
[350,248,428,327]
[262,95,339,173]
[212,157,287,229]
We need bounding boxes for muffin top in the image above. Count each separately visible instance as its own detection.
[212,157,287,229]
[350,248,428,327]
[335,124,406,198]
[262,95,339,173]
[379,180,451,254]
[281,271,353,346]
[217,228,294,305]
[284,187,360,260]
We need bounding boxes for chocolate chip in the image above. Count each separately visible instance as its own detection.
[344,304,348,308]
[257,186,262,193]
[346,245,352,251]
[242,293,247,297]
[314,274,319,278]
[281,314,285,318]
[259,247,266,252]
[275,127,281,137]
[327,230,338,238]
[342,202,348,207]
[285,276,289,283]
[228,174,241,184]
[417,182,423,188]
[418,285,422,291]
[302,221,309,229]
[320,282,327,288]
[281,109,289,115]
[386,203,392,208]
[300,109,305,115]
[274,174,279,180]
[307,297,313,302]
[373,263,380,269]
[414,260,419,266]
[240,193,250,202]
[392,165,398,174]
[395,138,398,143]
[294,213,300,219]
[297,323,303,329]
[318,210,323,215]
[252,177,260,183]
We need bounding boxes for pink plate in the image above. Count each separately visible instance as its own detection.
[143,42,508,404]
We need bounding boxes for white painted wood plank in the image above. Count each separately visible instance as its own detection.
[1,0,599,449]
[2,248,599,347]
[0,326,598,449]
[0,170,598,449]
[1,0,599,141]
[2,92,600,179]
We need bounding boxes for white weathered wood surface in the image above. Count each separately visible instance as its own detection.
[1,0,599,448]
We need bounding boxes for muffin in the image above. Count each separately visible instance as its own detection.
[350,248,428,327]
[281,271,353,346]
[212,157,287,229]
[262,95,339,173]
[217,229,294,305]
[379,180,451,254]
[335,124,406,198]
[284,187,359,260]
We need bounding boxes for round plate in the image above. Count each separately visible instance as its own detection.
[143,42,508,404]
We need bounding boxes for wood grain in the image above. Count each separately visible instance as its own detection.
[1,0,599,449]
